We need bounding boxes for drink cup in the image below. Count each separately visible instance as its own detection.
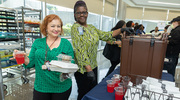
[122,76,131,85]
[122,76,131,93]
[111,77,121,87]
[15,51,25,64]
[106,80,115,93]
[113,74,122,79]
[114,86,124,100]
[118,82,126,96]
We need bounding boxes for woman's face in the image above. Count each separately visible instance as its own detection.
[74,6,88,26]
[47,19,62,37]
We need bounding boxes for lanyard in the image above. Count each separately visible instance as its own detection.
[44,36,58,64]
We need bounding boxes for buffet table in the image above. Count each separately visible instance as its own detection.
[82,66,174,100]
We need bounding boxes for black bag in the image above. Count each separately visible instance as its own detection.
[103,44,112,60]
[103,35,121,61]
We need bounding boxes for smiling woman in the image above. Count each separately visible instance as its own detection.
[13,14,75,100]
[74,6,88,26]
[71,1,124,100]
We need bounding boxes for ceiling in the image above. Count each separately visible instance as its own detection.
[107,0,180,10]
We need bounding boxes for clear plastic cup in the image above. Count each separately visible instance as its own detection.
[122,76,131,93]
[111,77,121,87]
[106,80,115,93]
[114,86,124,100]
[14,51,24,64]
[56,54,72,63]
[122,76,131,84]
[122,76,131,82]
[118,82,126,96]
[113,74,122,79]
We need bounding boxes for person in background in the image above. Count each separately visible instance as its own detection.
[13,14,74,100]
[126,21,134,28]
[103,20,126,77]
[164,16,180,77]
[164,25,170,33]
[151,26,161,36]
[71,1,127,100]
[134,22,139,31]
[126,21,136,36]
[167,24,173,35]
[135,24,145,35]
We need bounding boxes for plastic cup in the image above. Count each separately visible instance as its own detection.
[106,80,115,93]
[114,86,124,100]
[56,54,72,63]
[118,82,126,96]
[15,51,25,64]
[113,74,122,79]
[111,77,121,87]
[122,76,131,85]
[122,76,131,93]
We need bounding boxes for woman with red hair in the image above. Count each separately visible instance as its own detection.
[13,14,74,100]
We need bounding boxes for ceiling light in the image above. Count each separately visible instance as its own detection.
[148,1,180,6]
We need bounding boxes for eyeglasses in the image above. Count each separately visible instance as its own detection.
[75,11,88,16]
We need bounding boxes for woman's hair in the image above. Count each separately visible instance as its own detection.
[74,0,88,14]
[126,21,133,27]
[74,0,88,21]
[40,14,63,36]
[137,24,143,29]
[111,20,125,31]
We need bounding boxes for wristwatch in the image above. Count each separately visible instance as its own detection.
[113,41,116,44]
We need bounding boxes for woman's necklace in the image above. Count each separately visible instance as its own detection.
[42,36,58,70]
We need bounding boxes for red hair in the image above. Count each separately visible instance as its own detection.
[40,14,63,36]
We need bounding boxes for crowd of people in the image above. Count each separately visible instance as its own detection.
[11,0,180,100]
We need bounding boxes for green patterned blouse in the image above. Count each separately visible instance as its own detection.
[71,23,115,74]
[24,37,74,93]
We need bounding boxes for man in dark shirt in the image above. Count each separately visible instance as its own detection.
[164,16,180,77]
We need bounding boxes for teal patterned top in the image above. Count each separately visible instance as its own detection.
[71,23,115,74]
[24,37,74,93]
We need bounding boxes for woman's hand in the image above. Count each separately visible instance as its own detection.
[115,41,122,47]
[85,65,96,82]
[85,65,92,72]
[9,50,19,60]
[10,50,30,65]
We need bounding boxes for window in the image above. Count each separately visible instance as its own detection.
[142,20,167,33]
[87,12,101,29]
[0,0,24,8]
[25,0,41,9]
[102,15,114,31]
[101,15,114,47]
[0,0,7,4]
